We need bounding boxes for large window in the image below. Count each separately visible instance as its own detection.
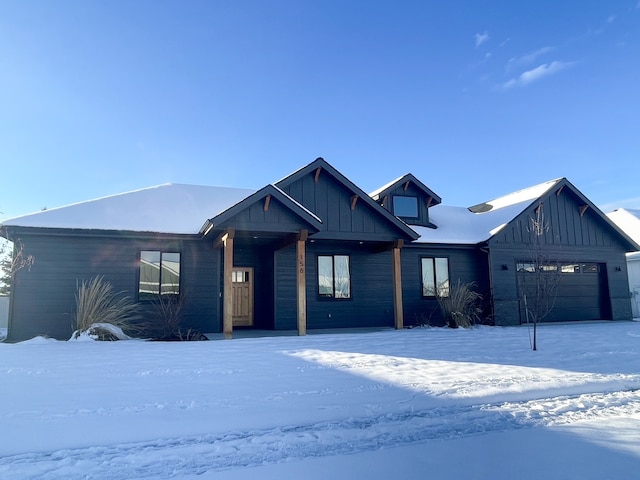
[421,257,449,297]
[318,255,351,298]
[393,196,418,217]
[139,251,181,300]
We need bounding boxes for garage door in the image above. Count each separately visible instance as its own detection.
[517,262,611,323]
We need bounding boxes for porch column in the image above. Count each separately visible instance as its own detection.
[392,239,404,330]
[297,229,308,336]
[222,228,235,339]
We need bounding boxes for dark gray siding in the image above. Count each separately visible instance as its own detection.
[280,171,402,241]
[220,198,315,233]
[274,242,395,330]
[9,232,220,341]
[489,188,633,325]
[401,245,490,326]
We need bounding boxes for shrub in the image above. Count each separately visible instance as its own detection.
[140,293,207,341]
[149,293,185,339]
[72,276,141,339]
[436,280,483,328]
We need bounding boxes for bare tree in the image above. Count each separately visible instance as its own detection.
[0,234,34,296]
[518,203,562,351]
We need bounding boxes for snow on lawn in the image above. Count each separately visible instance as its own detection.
[1,322,640,479]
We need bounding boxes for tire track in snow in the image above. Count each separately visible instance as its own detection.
[2,389,640,480]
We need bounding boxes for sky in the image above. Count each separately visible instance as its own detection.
[1,0,639,221]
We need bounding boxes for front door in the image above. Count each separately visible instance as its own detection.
[232,267,254,326]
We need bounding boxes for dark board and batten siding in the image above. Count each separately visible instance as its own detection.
[274,242,396,330]
[10,233,220,341]
[401,245,490,326]
[220,198,314,234]
[489,188,633,325]
[279,171,402,241]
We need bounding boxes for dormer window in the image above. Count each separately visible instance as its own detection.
[393,196,418,218]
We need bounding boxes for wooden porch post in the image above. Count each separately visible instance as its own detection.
[297,229,308,336]
[222,228,235,339]
[392,239,404,330]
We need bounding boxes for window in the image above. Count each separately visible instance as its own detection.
[318,255,351,298]
[560,263,580,273]
[517,262,535,273]
[139,251,180,300]
[421,257,449,297]
[393,196,418,217]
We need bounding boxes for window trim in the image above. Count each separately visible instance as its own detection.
[317,254,351,299]
[421,256,450,298]
[138,250,181,301]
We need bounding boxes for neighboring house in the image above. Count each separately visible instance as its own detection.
[0,296,8,332]
[1,158,638,341]
[607,208,640,318]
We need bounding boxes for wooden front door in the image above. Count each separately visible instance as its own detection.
[232,267,254,326]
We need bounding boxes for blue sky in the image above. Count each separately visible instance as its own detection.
[1,0,639,220]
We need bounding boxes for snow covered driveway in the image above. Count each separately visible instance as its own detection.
[1,322,640,479]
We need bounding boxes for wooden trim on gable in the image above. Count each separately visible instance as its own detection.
[263,194,271,212]
[580,205,589,217]
[351,195,359,211]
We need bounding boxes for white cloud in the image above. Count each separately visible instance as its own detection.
[474,31,489,48]
[519,46,554,65]
[502,61,574,89]
[607,15,616,23]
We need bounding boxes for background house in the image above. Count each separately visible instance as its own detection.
[607,208,640,318]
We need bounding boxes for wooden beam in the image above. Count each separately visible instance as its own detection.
[580,205,589,217]
[392,240,404,330]
[263,194,271,212]
[351,195,359,211]
[314,167,322,183]
[213,227,235,249]
[556,185,564,196]
[426,196,433,208]
[382,195,388,208]
[222,230,234,339]
[296,230,308,336]
[403,180,410,191]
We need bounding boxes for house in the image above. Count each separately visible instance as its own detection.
[607,208,640,317]
[1,158,638,341]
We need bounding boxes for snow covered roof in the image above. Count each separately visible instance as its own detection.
[369,175,405,199]
[413,179,561,244]
[607,208,640,247]
[1,184,256,235]
[468,178,561,213]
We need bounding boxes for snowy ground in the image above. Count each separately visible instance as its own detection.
[1,322,640,479]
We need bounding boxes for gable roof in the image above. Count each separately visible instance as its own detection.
[276,157,419,241]
[412,178,562,244]
[607,208,640,248]
[201,184,323,235]
[413,178,639,250]
[1,184,256,235]
[370,173,442,206]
